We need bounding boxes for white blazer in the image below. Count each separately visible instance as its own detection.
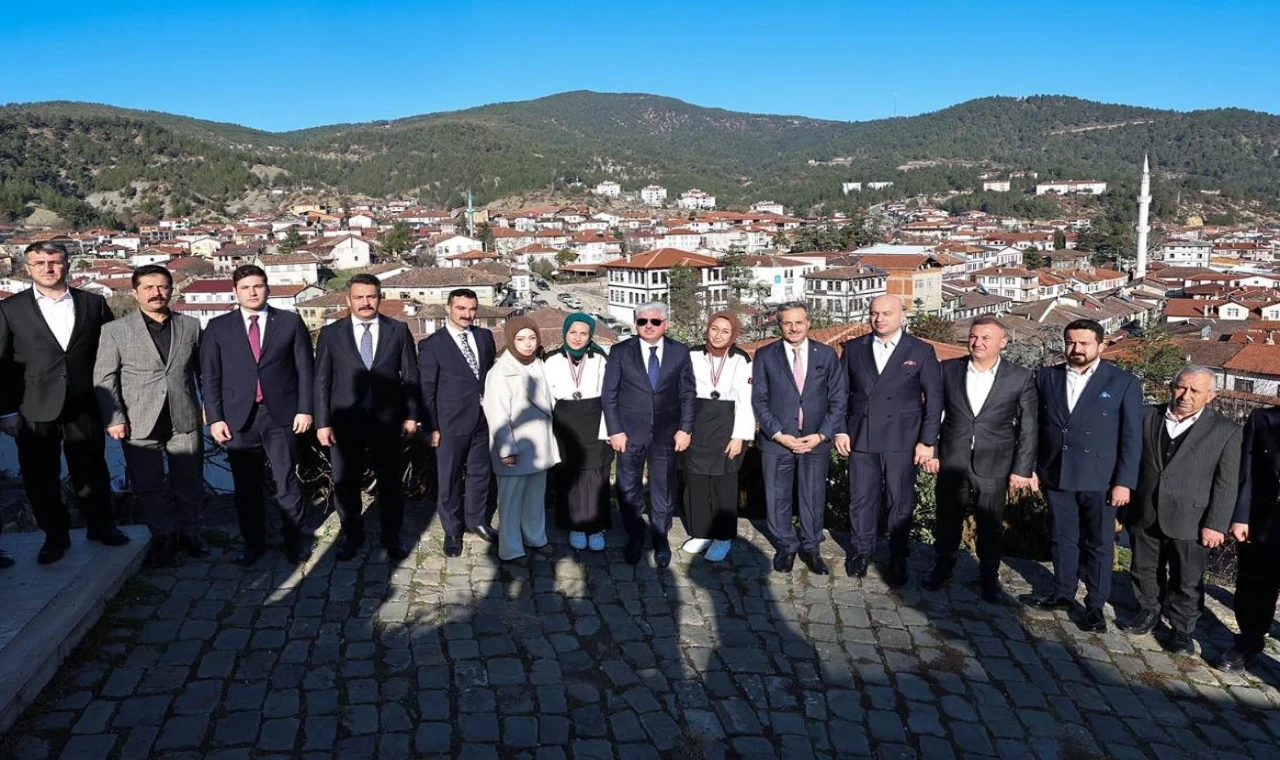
[482,351,562,475]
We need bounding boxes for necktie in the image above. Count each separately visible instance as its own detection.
[359,323,374,370]
[793,346,805,429]
[458,331,480,378]
[648,346,660,390]
[248,314,264,403]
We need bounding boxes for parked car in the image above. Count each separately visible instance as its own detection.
[557,292,573,303]
[536,279,550,291]
[566,298,583,310]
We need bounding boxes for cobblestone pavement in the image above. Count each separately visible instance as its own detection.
[4,512,1280,760]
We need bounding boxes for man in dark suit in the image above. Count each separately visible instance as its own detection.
[601,301,696,567]
[94,264,206,568]
[752,302,846,574]
[1028,318,1142,633]
[1218,405,1280,672]
[835,294,942,585]
[201,264,315,566]
[1118,366,1239,657]
[921,317,1037,603]
[0,242,128,566]
[418,287,497,558]
[315,274,420,562]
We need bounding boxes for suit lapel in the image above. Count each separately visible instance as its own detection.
[258,307,280,357]
[1166,409,1214,470]
[953,360,975,419]
[232,310,258,366]
[66,289,90,350]
[373,316,394,367]
[131,310,166,369]
[1065,363,1106,422]
[1145,405,1165,472]
[24,290,66,352]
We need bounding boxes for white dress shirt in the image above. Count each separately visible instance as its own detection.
[873,329,902,374]
[445,320,476,359]
[690,348,757,441]
[1065,358,1101,413]
[34,288,75,350]
[1164,407,1203,439]
[241,305,269,344]
[639,336,665,368]
[966,358,1000,416]
[352,316,379,362]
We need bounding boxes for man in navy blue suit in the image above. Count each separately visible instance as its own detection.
[201,264,315,566]
[1027,318,1142,633]
[601,301,695,568]
[314,274,420,562]
[835,294,942,586]
[752,302,847,574]
[418,288,497,558]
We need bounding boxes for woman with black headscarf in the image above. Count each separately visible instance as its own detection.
[680,311,754,562]
[543,313,613,551]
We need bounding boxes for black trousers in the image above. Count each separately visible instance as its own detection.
[849,449,916,557]
[16,406,114,541]
[761,448,829,553]
[616,441,676,543]
[933,467,1005,585]
[1045,488,1114,611]
[435,416,491,538]
[1234,540,1280,654]
[1129,522,1207,634]
[682,472,738,540]
[330,415,406,545]
[226,404,305,553]
[554,465,611,533]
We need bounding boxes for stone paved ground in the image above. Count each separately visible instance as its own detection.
[3,511,1280,760]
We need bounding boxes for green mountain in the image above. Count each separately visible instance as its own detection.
[2,92,1278,228]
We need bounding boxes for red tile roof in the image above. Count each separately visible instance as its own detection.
[602,248,720,270]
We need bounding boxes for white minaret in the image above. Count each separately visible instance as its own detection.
[1135,154,1151,279]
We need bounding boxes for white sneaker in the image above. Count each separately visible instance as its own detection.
[682,538,711,554]
[587,532,606,551]
[705,539,732,562]
[569,531,587,550]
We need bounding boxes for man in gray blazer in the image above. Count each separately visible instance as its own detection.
[1118,365,1240,657]
[94,265,205,567]
[922,317,1037,603]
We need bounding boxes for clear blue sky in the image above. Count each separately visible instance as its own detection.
[5,0,1277,131]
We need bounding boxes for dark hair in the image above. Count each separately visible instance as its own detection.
[448,288,478,305]
[232,264,268,285]
[775,301,809,319]
[24,242,70,260]
[1063,319,1104,344]
[131,264,173,289]
[970,316,1007,335]
[347,273,382,295]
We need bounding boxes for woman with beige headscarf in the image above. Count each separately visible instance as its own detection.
[679,311,755,562]
[482,316,561,561]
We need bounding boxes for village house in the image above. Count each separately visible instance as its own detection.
[850,254,944,314]
[303,235,373,271]
[742,254,821,305]
[603,248,726,323]
[255,252,321,286]
[1035,180,1108,196]
[640,185,668,206]
[803,266,888,322]
[594,181,621,198]
[676,189,716,211]
[973,266,1040,302]
[378,268,507,306]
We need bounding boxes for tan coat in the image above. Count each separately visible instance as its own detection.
[482,352,562,475]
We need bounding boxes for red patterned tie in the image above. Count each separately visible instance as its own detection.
[248,315,264,403]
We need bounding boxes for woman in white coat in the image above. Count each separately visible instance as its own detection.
[482,316,561,561]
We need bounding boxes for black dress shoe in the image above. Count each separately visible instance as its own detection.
[37,535,71,565]
[1216,648,1256,672]
[845,554,869,578]
[1163,631,1196,656]
[443,534,463,558]
[383,541,411,561]
[178,533,209,558]
[1080,608,1107,633]
[235,547,264,567]
[468,525,498,543]
[0,550,13,569]
[981,583,1007,605]
[885,558,908,588]
[1026,593,1073,611]
[87,524,130,546]
[800,552,829,575]
[655,548,672,568]
[1117,609,1159,636]
[146,534,178,568]
[922,566,952,592]
[773,551,796,573]
[624,537,644,566]
[336,536,363,562]
[285,540,313,565]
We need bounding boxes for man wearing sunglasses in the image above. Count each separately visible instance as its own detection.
[602,302,696,567]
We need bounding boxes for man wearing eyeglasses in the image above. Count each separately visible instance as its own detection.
[602,302,696,567]
[0,242,129,566]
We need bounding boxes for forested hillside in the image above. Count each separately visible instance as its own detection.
[2,92,1277,228]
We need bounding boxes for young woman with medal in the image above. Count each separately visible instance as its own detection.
[544,313,613,551]
[679,312,755,562]
[482,317,560,562]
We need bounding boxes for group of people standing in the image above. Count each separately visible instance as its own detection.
[1,241,1279,675]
